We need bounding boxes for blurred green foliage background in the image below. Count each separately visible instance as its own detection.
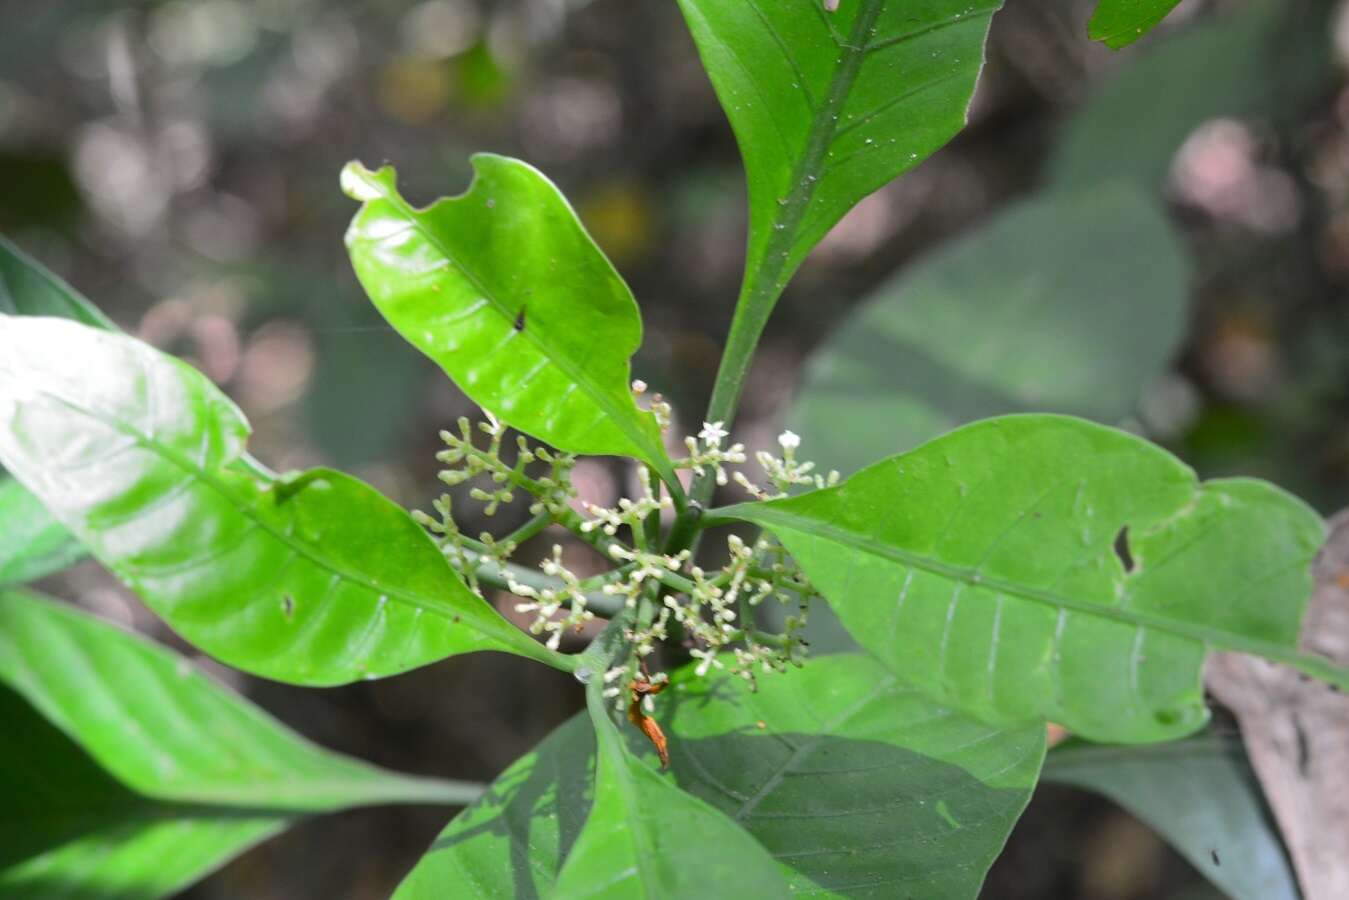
[1,0,1346,896]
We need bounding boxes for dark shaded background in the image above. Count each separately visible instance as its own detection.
[2,0,1347,896]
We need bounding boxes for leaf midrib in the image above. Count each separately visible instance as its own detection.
[361,180,669,478]
[727,502,1349,689]
[748,0,883,299]
[29,384,561,672]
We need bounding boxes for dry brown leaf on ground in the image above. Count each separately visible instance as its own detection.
[1208,510,1349,900]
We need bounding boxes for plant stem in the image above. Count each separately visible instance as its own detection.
[459,548,625,619]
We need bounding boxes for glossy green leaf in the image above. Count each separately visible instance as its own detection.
[0,236,115,330]
[0,479,83,586]
[393,715,596,899]
[552,682,790,899]
[399,656,1044,899]
[1088,0,1183,49]
[1054,0,1331,190]
[0,589,482,899]
[342,156,672,480]
[1043,735,1298,900]
[0,235,113,586]
[791,185,1189,477]
[676,0,1001,313]
[0,681,284,900]
[720,415,1330,743]
[0,315,562,683]
[659,654,1045,899]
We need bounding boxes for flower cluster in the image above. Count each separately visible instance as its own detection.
[678,420,747,487]
[414,412,827,703]
[509,545,595,651]
[733,429,840,500]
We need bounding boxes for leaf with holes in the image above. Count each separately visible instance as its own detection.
[791,184,1189,477]
[718,415,1331,743]
[1043,735,1298,900]
[0,315,562,683]
[342,156,672,481]
[659,654,1044,898]
[552,683,790,899]
[676,0,1001,316]
[0,479,84,586]
[1088,0,1184,49]
[0,589,482,899]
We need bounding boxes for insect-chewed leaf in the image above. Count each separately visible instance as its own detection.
[722,415,1329,743]
[0,315,562,684]
[0,589,481,899]
[1088,0,1184,49]
[676,0,1001,303]
[342,155,672,480]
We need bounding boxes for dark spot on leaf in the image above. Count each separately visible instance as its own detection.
[1210,849,1221,866]
[1113,525,1135,573]
[1293,713,1311,775]
[514,308,526,331]
[282,595,295,619]
[453,614,462,623]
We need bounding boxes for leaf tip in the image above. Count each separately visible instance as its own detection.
[341,160,395,203]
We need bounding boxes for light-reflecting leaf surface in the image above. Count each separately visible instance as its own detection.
[791,185,1189,476]
[660,654,1045,899]
[723,415,1326,743]
[0,479,83,586]
[1044,735,1298,900]
[675,0,1001,310]
[342,156,671,479]
[0,590,482,899]
[0,315,561,683]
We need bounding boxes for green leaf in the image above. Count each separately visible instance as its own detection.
[0,235,114,585]
[1043,735,1298,900]
[1088,0,1183,49]
[0,236,115,331]
[552,682,790,899]
[393,715,596,899]
[0,589,482,899]
[791,185,1189,477]
[1054,0,1331,190]
[342,156,672,480]
[0,315,563,683]
[0,479,84,586]
[399,655,1044,899]
[720,415,1331,743]
[675,0,1001,314]
[659,654,1045,899]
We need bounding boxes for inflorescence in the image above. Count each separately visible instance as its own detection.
[412,386,836,703]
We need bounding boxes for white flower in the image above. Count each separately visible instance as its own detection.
[699,420,729,448]
[778,430,801,451]
[631,379,648,394]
